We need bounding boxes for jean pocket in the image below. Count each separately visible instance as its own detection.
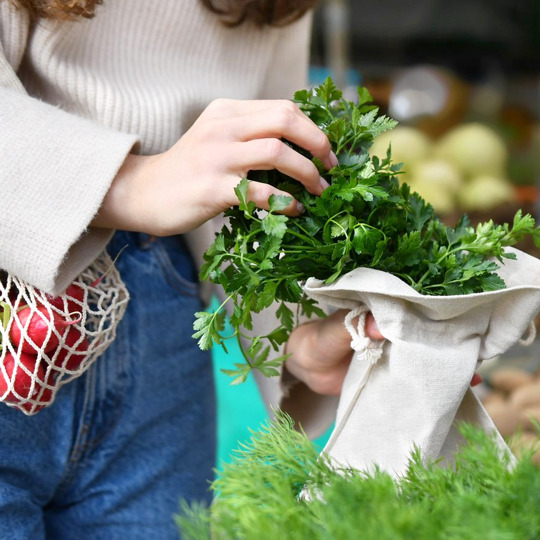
[152,235,200,297]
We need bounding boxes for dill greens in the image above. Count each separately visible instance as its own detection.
[193,78,540,383]
[176,413,540,540]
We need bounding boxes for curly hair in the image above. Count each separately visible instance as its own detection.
[8,0,102,19]
[7,0,316,24]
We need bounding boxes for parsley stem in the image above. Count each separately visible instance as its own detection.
[292,221,323,242]
[279,247,321,254]
[285,228,321,246]
[214,294,233,321]
[392,273,417,288]
[415,245,465,290]
[326,217,349,240]
[236,332,254,369]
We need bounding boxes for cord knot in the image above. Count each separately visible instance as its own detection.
[344,305,384,365]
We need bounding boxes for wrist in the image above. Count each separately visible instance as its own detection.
[92,153,154,233]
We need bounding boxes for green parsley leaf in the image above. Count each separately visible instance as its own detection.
[195,77,540,382]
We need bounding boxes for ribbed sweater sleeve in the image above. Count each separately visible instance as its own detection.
[0,1,317,296]
[0,3,140,294]
[0,86,138,295]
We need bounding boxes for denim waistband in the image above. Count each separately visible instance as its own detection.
[108,231,189,253]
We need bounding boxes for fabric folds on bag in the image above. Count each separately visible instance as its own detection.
[303,247,540,476]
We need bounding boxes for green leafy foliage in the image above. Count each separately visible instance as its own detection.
[176,413,540,540]
[193,78,540,380]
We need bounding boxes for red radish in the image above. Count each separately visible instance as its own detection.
[46,283,85,313]
[0,352,44,402]
[21,370,55,412]
[53,327,90,371]
[21,386,54,413]
[21,401,44,414]
[9,305,80,354]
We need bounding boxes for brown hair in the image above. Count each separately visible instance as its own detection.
[9,0,316,24]
[9,0,102,19]
[200,0,316,27]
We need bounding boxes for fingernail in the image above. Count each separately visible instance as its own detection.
[320,177,330,191]
[296,201,305,214]
[329,151,339,168]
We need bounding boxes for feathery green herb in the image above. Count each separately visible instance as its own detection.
[176,413,540,540]
[193,78,540,383]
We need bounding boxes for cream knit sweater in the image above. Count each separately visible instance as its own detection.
[0,0,338,436]
[0,0,311,295]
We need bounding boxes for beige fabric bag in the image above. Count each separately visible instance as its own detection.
[303,247,540,476]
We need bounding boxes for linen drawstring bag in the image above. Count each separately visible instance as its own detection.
[0,250,129,414]
[303,247,540,476]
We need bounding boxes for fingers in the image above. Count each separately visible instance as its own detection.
[229,103,338,171]
[205,98,338,171]
[231,139,327,196]
[324,309,384,343]
[216,175,304,217]
[189,98,339,217]
[246,180,305,216]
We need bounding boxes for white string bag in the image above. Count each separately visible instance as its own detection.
[0,250,129,415]
[303,247,540,477]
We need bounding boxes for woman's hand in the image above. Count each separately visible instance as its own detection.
[284,309,384,396]
[93,99,337,235]
[285,310,483,396]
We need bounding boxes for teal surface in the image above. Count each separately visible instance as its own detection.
[210,301,332,468]
[212,343,268,469]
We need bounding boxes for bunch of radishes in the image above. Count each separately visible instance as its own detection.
[0,249,130,415]
[0,281,91,413]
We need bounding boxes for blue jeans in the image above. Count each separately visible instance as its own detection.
[0,231,216,539]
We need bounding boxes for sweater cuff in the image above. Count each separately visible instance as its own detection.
[0,87,140,294]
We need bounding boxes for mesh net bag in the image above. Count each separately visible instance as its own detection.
[0,250,129,415]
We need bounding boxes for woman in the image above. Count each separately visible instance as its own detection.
[0,1,381,537]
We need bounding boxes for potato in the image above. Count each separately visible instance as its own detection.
[484,400,524,438]
[519,406,540,432]
[481,391,506,407]
[490,368,535,394]
[509,382,540,410]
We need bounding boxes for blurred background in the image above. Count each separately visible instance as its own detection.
[214,0,540,468]
[311,0,540,226]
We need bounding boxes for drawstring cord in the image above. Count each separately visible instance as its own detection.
[343,305,384,365]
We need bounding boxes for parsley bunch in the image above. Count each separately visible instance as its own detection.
[193,78,540,383]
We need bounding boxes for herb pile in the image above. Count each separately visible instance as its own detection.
[193,78,540,383]
[176,413,540,540]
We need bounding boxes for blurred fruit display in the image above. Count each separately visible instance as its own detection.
[370,121,519,215]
